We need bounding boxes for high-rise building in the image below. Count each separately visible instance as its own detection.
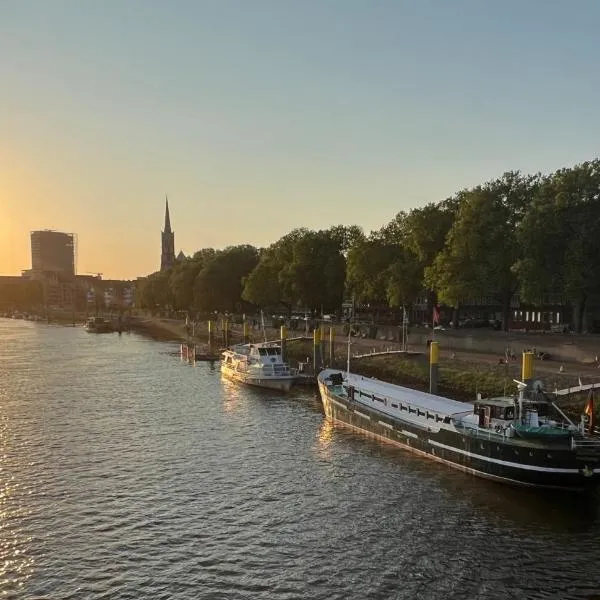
[30,230,75,275]
[161,197,175,271]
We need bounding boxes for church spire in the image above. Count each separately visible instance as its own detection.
[160,196,175,271]
[164,195,172,233]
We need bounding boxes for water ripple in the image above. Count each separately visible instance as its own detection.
[1,319,600,599]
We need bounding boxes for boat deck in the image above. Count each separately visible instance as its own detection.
[331,370,474,417]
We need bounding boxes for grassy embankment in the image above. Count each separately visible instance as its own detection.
[284,340,593,415]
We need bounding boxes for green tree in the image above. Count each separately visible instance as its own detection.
[346,238,399,306]
[385,249,424,309]
[327,224,365,254]
[242,229,308,313]
[194,245,259,313]
[170,249,216,311]
[243,227,349,315]
[517,161,600,331]
[136,269,174,313]
[426,172,539,330]
[402,198,461,266]
[285,229,346,314]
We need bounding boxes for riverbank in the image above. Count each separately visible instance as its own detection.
[127,316,599,415]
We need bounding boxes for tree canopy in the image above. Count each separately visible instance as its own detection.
[135,159,600,332]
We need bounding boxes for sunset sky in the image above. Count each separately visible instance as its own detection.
[2,1,600,279]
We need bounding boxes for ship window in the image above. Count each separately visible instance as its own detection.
[427,412,434,420]
[496,446,500,451]
[391,403,398,409]
[546,453,552,459]
[529,451,534,457]
[401,405,408,411]
[444,417,451,424]
[514,450,519,455]
[480,443,485,450]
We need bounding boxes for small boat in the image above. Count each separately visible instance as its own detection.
[221,342,297,392]
[84,317,113,333]
[317,368,600,490]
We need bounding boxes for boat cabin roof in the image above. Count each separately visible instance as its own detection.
[479,396,549,408]
[476,397,516,408]
[224,343,283,358]
[341,371,474,417]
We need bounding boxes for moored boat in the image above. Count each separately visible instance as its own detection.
[317,369,600,490]
[221,342,297,392]
[84,317,113,333]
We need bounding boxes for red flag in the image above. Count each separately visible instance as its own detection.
[433,304,440,325]
[585,395,595,434]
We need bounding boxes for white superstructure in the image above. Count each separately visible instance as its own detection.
[221,342,297,392]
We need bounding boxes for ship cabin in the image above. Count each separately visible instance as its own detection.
[472,396,550,429]
[250,344,283,360]
[229,342,293,376]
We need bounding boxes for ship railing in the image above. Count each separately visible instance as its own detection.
[453,422,502,440]
[571,438,600,451]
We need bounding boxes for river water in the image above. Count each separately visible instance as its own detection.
[1,318,600,600]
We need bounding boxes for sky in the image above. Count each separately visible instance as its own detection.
[2,0,600,279]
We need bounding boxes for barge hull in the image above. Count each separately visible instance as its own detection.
[318,381,600,491]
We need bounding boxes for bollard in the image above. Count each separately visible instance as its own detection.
[313,327,321,372]
[329,326,335,366]
[280,325,287,363]
[243,321,249,344]
[522,351,534,386]
[429,341,439,395]
[208,320,214,351]
[223,320,229,348]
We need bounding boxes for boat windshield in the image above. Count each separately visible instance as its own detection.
[258,348,281,356]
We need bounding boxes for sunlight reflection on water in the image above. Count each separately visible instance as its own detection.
[1,318,600,600]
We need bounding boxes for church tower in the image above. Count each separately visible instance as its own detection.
[160,196,175,271]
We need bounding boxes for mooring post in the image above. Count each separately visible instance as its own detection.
[223,320,229,348]
[280,325,287,363]
[313,326,321,373]
[208,320,214,352]
[429,341,439,395]
[243,321,249,344]
[329,326,335,366]
[522,351,534,388]
[320,324,326,369]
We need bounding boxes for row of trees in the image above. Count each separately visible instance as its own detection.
[137,159,600,331]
